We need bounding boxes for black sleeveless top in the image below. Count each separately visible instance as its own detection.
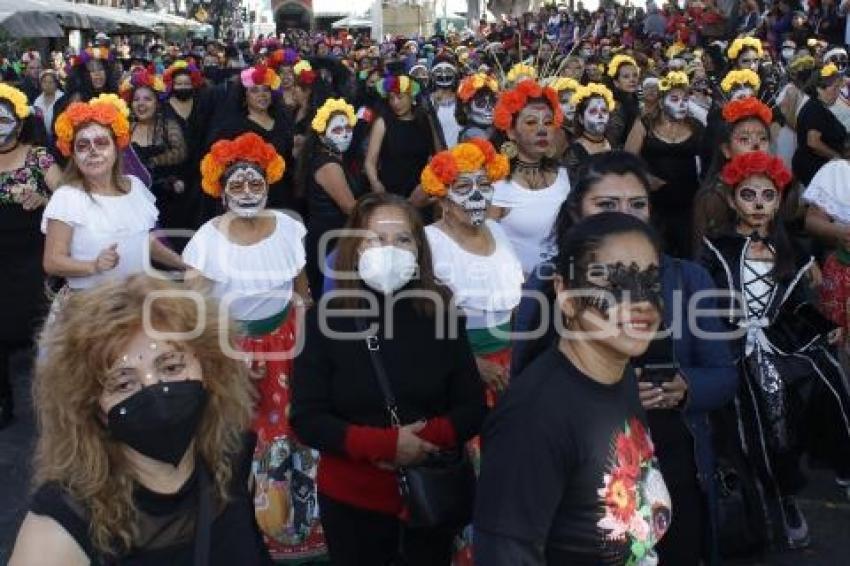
[29,450,270,565]
[639,117,704,212]
[378,113,434,198]
[307,148,359,230]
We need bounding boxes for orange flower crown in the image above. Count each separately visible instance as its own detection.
[54,94,131,157]
[720,151,791,192]
[493,80,563,132]
[722,96,772,126]
[457,73,499,103]
[200,132,286,198]
[420,138,510,197]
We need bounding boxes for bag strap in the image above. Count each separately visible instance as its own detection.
[193,464,213,566]
[355,318,402,428]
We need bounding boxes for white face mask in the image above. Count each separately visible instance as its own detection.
[662,91,689,121]
[731,86,754,101]
[223,166,268,218]
[358,245,417,294]
[469,91,496,126]
[560,91,576,122]
[323,114,353,153]
[582,97,609,137]
[448,172,494,227]
[0,105,18,146]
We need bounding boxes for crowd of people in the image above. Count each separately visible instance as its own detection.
[1,0,850,564]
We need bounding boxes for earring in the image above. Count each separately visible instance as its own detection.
[500,140,518,159]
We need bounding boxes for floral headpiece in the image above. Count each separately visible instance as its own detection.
[726,37,763,61]
[457,73,500,102]
[821,63,839,79]
[546,77,580,94]
[607,54,638,78]
[665,41,688,60]
[420,139,510,197]
[493,79,563,132]
[293,60,317,86]
[200,132,286,198]
[720,69,760,93]
[376,75,421,98]
[73,47,114,67]
[570,83,616,111]
[720,151,791,192]
[54,94,130,157]
[0,84,30,119]
[280,48,300,66]
[119,69,165,103]
[163,60,204,91]
[788,54,816,74]
[506,63,537,84]
[722,96,772,126]
[658,71,689,92]
[240,64,282,90]
[311,98,356,134]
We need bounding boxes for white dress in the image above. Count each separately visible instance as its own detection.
[492,167,571,275]
[182,210,306,322]
[425,220,524,330]
[40,175,158,289]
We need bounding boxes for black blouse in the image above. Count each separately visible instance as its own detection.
[793,97,847,186]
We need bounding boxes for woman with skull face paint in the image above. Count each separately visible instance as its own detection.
[186,132,322,561]
[698,151,850,550]
[626,71,705,258]
[727,37,765,74]
[297,98,360,296]
[563,83,615,181]
[455,73,500,143]
[545,77,580,160]
[489,79,571,276]
[0,84,61,429]
[605,54,642,148]
[429,59,461,148]
[9,275,270,565]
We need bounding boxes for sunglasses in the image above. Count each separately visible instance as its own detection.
[74,135,112,154]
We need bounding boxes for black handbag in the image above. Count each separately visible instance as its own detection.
[357,320,476,529]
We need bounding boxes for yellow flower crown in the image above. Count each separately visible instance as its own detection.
[726,37,763,61]
[659,71,690,92]
[570,83,616,111]
[311,98,356,134]
[665,42,687,60]
[546,77,580,94]
[293,60,312,77]
[506,63,537,84]
[821,63,839,78]
[420,139,510,198]
[607,54,638,78]
[720,69,761,93]
[789,55,816,74]
[0,83,30,119]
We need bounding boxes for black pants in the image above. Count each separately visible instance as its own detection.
[318,493,455,566]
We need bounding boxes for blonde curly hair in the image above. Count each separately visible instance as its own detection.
[33,275,255,557]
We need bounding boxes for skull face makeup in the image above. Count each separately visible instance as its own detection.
[431,63,457,89]
[579,262,663,313]
[582,97,610,137]
[469,90,497,126]
[730,86,755,101]
[447,171,494,227]
[0,104,19,147]
[322,114,353,153]
[223,165,268,218]
[560,90,576,123]
[662,90,689,121]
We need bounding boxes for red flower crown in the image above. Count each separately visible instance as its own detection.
[493,79,563,132]
[722,96,772,126]
[720,151,792,191]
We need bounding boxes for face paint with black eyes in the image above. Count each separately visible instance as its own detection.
[469,90,497,126]
[448,172,494,226]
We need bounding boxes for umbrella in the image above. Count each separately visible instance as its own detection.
[0,10,64,38]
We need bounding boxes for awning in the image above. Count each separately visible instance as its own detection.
[0,10,64,38]
[332,15,372,29]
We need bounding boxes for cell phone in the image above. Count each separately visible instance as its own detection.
[634,329,678,385]
[640,362,679,385]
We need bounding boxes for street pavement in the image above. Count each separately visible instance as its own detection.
[1,349,848,564]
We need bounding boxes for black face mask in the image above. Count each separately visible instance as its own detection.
[578,262,663,312]
[172,88,194,101]
[107,380,208,466]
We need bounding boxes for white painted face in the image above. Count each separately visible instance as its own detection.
[662,89,689,121]
[448,171,494,227]
[323,114,353,153]
[223,166,268,218]
[730,86,755,101]
[582,97,609,136]
[560,90,576,122]
[469,90,497,126]
[0,104,19,146]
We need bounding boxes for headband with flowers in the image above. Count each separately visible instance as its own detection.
[240,64,282,91]
[200,132,286,198]
[720,69,761,93]
[420,138,510,197]
[546,77,580,94]
[722,96,772,126]
[0,84,30,119]
[821,63,839,79]
[720,151,791,192]
[726,37,763,61]
[607,54,638,78]
[788,54,816,74]
[54,94,131,157]
[73,47,114,67]
[119,69,166,103]
[569,83,616,111]
[163,60,204,91]
[493,79,563,132]
[658,71,690,92]
[506,63,538,84]
[457,73,500,102]
[293,60,317,86]
[375,75,421,98]
[311,98,356,134]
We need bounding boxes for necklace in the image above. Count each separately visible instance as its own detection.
[515,159,551,190]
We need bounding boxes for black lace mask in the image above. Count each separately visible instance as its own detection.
[575,262,663,312]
